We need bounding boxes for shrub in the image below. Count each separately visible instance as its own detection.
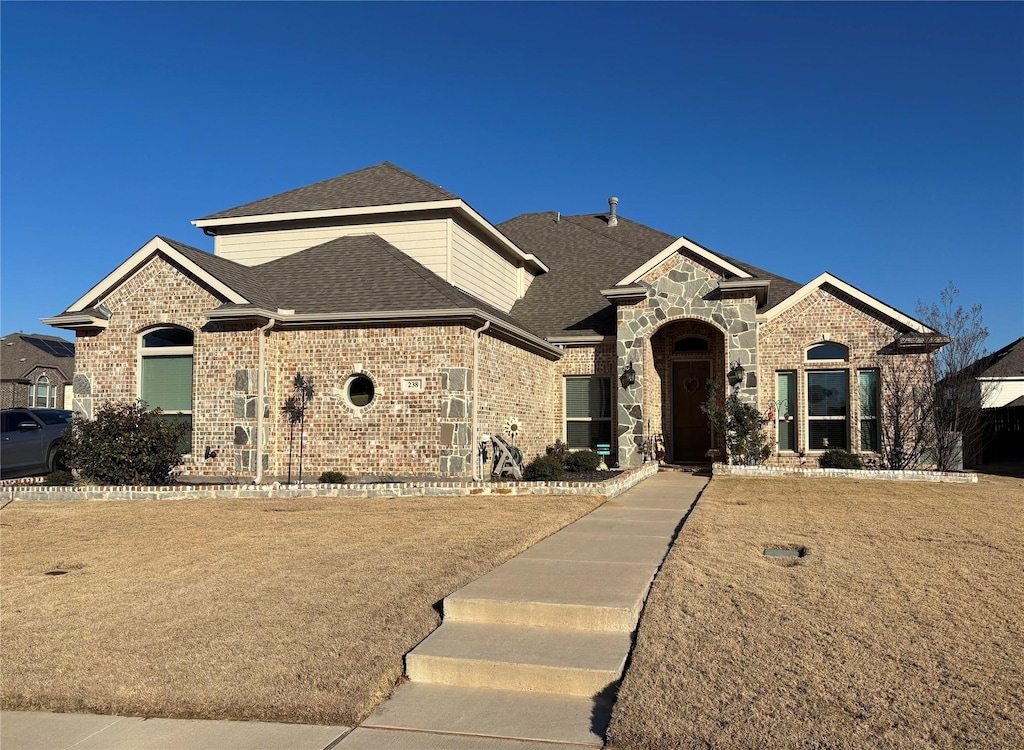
[545,440,571,464]
[43,470,73,486]
[63,401,187,485]
[818,449,863,469]
[702,380,773,465]
[564,449,601,473]
[523,454,564,481]
[319,471,348,484]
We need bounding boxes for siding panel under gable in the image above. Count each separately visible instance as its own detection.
[215,219,449,277]
[449,221,519,313]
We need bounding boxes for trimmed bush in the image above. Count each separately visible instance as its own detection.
[43,470,73,486]
[565,449,601,473]
[319,471,348,484]
[523,454,564,481]
[545,440,571,464]
[818,449,863,469]
[62,401,187,485]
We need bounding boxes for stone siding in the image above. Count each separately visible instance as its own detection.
[6,461,660,501]
[713,463,976,483]
[616,252,758,467]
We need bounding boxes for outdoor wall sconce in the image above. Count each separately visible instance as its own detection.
[727,361,745,390]
[621,361,637,388]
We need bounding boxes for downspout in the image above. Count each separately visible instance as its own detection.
[254,317,277,485]
[471,320,491,480]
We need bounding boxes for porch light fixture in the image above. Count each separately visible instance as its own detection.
[622,361,637,387]
[727,361,745,390]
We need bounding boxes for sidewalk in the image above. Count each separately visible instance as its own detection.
[2,470,707,750]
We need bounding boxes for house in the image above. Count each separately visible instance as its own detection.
[0,333,75,410]
[966,336,1024,464]
[43,162,948,479]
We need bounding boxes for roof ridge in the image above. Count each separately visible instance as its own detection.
[561,213,674,256]
[378,162,457,199]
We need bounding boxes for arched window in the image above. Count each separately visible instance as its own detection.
[140,326,193,453]
[674,337,709,353]
[31,375,56,408]
[806,342,849,361]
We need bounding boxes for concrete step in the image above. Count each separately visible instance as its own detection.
[443,557,659,632]
[358,682,611,747]
[406,621,631,696]
[338,727,579,749]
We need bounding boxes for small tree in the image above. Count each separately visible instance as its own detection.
[702,378,772,465]
[872,330,937,470]
[282,372,315,484]
[917,283,989,469]
[63,400,187,485]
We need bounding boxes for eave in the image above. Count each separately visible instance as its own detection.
[719,278,770,307]
[616,235,753,286]
[203,306,564,361]
[600,285,647,303]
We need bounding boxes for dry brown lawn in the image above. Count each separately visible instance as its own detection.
[0,493,603,726]
[608,474,1024,750]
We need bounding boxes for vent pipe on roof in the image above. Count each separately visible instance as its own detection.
[607,197,619,227]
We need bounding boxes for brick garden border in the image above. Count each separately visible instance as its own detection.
[713,463,978,483]
[2,461,661,502]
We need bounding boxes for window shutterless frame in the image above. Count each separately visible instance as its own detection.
[138,326,194,454]
[806,369,849,450]
[564,376,612,450]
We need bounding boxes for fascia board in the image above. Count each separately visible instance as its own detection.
[192,200,464,228]
[616,236,753,286]
[600,285,647,301]
[67,237,249,312]
[546,335,610,345]
[39,313,110,330]
[204,306,563,361]
[760,272,933,334]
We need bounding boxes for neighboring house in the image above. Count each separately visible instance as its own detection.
[967,336,1024,464]
[43,162,948,479]
[0,333,75,410]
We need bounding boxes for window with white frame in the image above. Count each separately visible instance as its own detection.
[776,371,797,451]
[31,375,56,408]
[858,370,880,452]
[140,327,193,453]
[807,370,849,450]
[565,376,611,450]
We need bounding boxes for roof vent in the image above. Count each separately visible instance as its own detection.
[607,197,619,227]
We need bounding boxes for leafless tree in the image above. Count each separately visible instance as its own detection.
[917,283,989,469]
[871,331,937,470]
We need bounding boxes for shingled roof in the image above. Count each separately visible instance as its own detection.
[501,211,802,339]
[0,333,74,381]
[968,336,1024,379]
[199,162,458,221]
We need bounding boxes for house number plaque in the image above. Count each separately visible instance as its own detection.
[401,377,425,393]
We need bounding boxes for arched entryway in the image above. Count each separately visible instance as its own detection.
[649,320,726,463]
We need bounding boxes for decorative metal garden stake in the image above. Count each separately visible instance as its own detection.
[282,372,315,485]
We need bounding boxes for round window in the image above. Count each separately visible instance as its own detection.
[347,374,375,407]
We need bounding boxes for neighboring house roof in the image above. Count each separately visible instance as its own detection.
[501,211,802,339]
[968,336,1024,379]
[198,162,459,220]
[0,333,75,382]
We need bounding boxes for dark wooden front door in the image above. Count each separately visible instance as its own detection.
[672,360,712,462]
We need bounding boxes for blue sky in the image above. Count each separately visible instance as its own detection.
[2,1,1021,350]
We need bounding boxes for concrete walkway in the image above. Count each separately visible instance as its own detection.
[340,470,707,748]
[1,470,706,750]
